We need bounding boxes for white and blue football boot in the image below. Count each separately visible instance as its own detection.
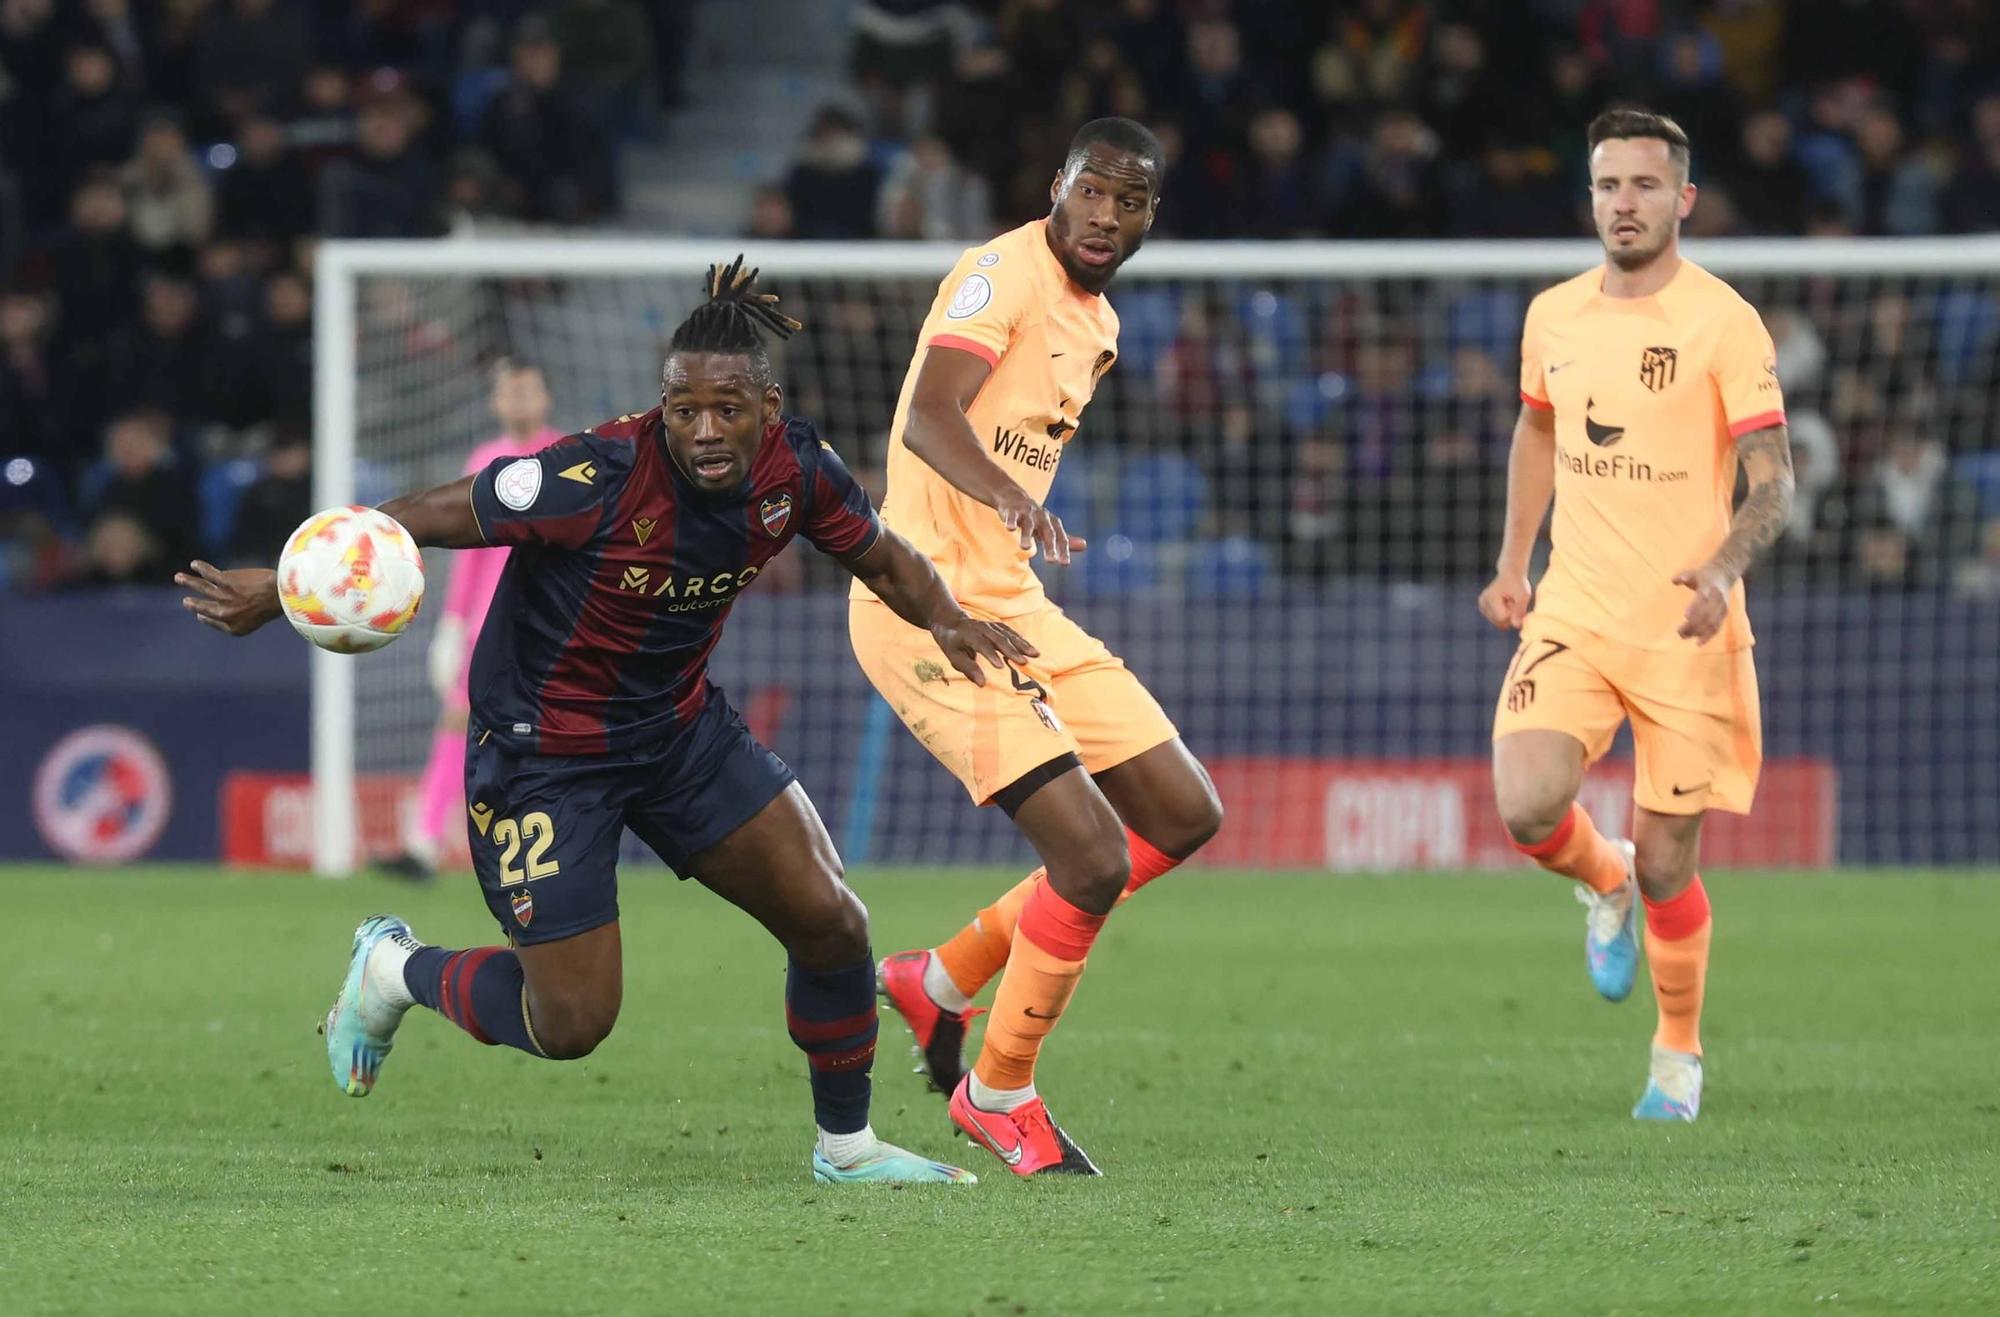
[1575,839,1640,1001]
[319,914,416,1097]
[810,1137,978,1186]
[1633,1046,1703,1122]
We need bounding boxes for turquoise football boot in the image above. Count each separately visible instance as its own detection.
[811,1139,979,1185]
[1576,839,1640,1001]
[319,914,414,1097]
[1633,1046,1704,1122]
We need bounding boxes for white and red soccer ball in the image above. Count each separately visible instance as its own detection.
[277,506,425,654]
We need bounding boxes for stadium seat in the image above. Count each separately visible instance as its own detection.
[1414,359,1457,401]
[1,454,72,528]
[1067,532,1155,598]
[76,458,115,513]
[1955,452,2000,518]
[199,458,263,558]
[1106,285,1181,379]
[354,457,398,508]
[1041,444,1098,537]
[1445,287,1524,357]
[1184,534,1274,599]
[451,69,511,139]
[1233,286,1311,374]
[1112,452,1208,543]
[1284,372,1349,435]
[1932,288,2000,384]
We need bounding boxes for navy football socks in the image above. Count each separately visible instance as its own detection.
[404,946,547,1057]
[784,956,879,1134]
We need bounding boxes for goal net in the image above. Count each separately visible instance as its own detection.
[314,238,2000,876]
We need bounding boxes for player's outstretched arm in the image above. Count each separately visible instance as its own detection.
[904,345,1086,565]
[1477,402,1558,630]
[178,477,490,636]
[1675,423,1793,644]
[377,476,484,550]
[842,526,1039,686]
[177,559,285,635]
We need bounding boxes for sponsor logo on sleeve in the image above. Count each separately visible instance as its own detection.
[495,458,542,510]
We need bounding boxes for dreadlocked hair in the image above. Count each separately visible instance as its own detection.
[665,255,802,383]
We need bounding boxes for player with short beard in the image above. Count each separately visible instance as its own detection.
[856,118,1225,1175]
[1478,110,1795,1122]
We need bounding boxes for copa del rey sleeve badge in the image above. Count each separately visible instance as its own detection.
[495,458,542,511]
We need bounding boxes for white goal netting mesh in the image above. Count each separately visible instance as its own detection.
[334,245,2000,872]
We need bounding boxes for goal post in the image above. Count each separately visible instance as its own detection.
[310,251,358,876]
[312,236,2000,877]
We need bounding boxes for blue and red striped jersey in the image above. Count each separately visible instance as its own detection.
[466,407,880,756]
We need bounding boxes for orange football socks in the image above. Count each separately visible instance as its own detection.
[971,881,1105,1095]
[1510,802,1627,895]
[933,828,1182,1002]
[934,871,1040,1001]
[1117,828,1181,899]
[1643,876,1712,1055]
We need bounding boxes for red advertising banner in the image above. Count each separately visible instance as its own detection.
[226,758,1835,873]
[220,773,470,870]
[1200,757,1836,871]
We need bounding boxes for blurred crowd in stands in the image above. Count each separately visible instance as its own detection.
[760,0,2000,242]
[0,0,1996,601]
[0,0,685,590]
[771,264,2000,602]
[754,0,1999,600]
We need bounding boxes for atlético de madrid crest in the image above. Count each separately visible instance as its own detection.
[759,493,792,537]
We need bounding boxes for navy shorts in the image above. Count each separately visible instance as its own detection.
[463,694,796,945]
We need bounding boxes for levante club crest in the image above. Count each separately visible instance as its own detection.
[759,493,792,537]
[510,888,534,927]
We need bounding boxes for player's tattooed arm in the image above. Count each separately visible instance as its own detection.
[1675,422,1793,644]
[378,476,485,549]
[906,345,1086,565]
[1712,424,1795,580]
[842,527,1039,686]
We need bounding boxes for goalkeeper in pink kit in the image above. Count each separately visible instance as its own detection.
[383,359,561,880]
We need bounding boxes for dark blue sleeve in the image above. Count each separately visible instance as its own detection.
[802,436,882,559]
[470,434,611,550]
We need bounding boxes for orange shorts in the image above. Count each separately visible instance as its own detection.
[849,597,1179,805]
[1491,615,1762,816]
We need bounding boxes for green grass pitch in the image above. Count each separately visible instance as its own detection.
[4,866,1997,1315]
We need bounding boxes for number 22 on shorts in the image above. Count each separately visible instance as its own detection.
[490,811,560,886]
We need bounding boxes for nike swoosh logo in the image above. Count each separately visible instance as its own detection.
[966,1116,1024,1165]
[1548,360,1575,373]
[1671,783,1708,797]
[1050,351,1065,358]
[1024,1006,1061,1020]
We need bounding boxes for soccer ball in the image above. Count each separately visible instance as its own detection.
[277,506,425,654]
